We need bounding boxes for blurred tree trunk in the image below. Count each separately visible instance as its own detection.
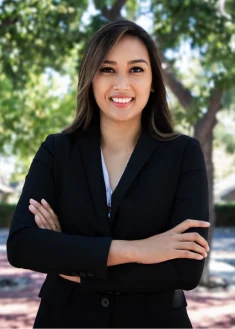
[195,130,214,284]
[194,89,223,284]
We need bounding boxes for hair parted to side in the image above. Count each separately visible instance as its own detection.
[62,19,181,140]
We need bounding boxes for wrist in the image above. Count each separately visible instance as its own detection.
[127,239,145,263]
[107,238,145,266]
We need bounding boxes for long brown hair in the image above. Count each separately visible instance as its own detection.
[62,19,181,140]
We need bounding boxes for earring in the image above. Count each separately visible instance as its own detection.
[151,88,155,93]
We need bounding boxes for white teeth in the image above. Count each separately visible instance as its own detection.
[111,97,133,103]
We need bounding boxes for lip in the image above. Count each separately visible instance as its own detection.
[109,96,134,108]
[110,95,134,98]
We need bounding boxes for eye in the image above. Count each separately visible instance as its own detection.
[130,67,144,73]
[100,67,115,73]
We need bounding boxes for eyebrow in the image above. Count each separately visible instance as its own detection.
[103,59,148,66]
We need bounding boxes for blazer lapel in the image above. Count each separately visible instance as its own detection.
[110,129,160,225]
[78,125,111,235]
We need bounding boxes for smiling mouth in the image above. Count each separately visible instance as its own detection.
[110,97,134,104]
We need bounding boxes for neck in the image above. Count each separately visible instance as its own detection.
[100,118,142,152]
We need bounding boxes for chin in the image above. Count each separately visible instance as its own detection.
[112,114,135,122]
[100,109,142,123]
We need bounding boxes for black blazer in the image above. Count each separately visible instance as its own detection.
[7,124,209,327]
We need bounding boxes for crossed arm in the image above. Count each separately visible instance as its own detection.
[7,134,210,292]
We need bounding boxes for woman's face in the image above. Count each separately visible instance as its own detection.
[92,35,152,124]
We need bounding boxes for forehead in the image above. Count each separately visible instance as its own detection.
[105,35,150,61]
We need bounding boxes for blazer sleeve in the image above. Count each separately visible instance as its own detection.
[6,134,112,280]
[81,137,209,292]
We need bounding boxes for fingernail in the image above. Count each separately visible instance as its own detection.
[42,199,47,204]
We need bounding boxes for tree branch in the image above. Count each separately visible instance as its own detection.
[102,0,127,21]
[194,88,223,143]
[217,0,231,20]
[158,49,194,110]
[0,18,18,29]
[112,0,127,14]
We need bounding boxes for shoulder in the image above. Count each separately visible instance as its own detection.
[168,134,205,171]
[41,132,79,153]
[157,134,205,172]
[174,134,203,154]
[159,133,202,153]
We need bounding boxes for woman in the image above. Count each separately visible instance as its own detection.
[7,20,210,328]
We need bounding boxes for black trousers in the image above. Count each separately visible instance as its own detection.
[34,281,192,328]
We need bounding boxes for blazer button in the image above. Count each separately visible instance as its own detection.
[101,297,110,308]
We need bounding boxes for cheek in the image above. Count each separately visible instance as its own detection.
[92,79,109,100]
[92,78,100,96]
[136,84,151,101]
[131,76,151,91]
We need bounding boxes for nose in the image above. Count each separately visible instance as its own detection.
[113,74,130,91]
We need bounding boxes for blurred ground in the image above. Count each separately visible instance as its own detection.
[0,228,235,329]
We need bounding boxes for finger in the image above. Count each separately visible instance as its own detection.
[29,204,52,228]
[35,214,47,229]
[30,198,56,220]
[29,199,58,230]
[59,274,81,283]
[40,199,60,230]
[35,213,57,231]
[175,242,207,257]
[174,250,205,261]
[180,232,209,251]
[172,219,210,234]
[41,199,61,232]
[41,199,57,218]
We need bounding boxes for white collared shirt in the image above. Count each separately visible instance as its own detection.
[100,148,112,217]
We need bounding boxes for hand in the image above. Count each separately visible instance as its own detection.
[29,198,81,283]
[29,198,61,232]
[59,274,81,283]
[135,219,210,264]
